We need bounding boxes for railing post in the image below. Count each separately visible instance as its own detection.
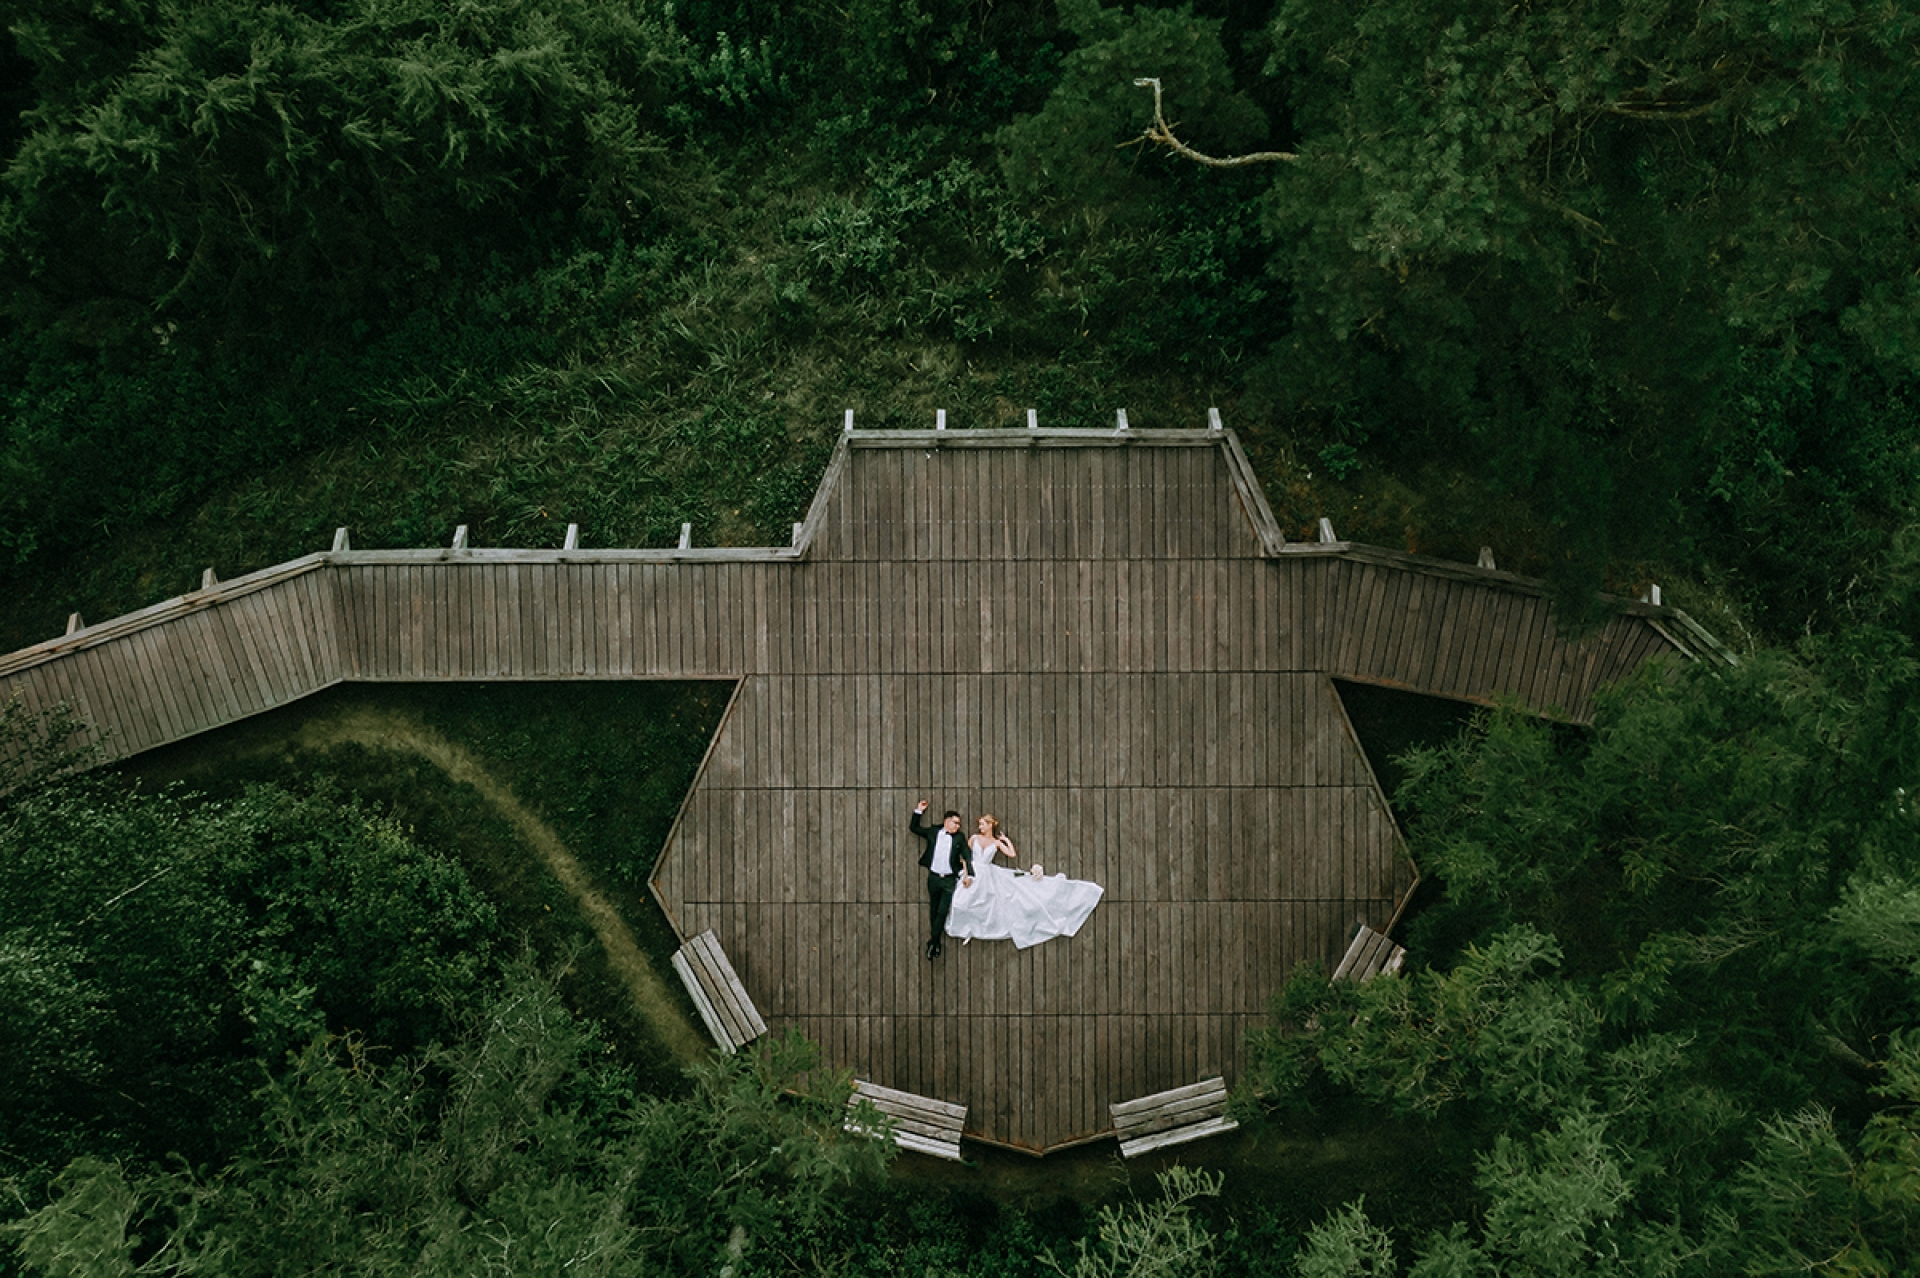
[564,523,579,550]
[66,613,83,636]
[451,525,468,551]
[200,568,218,590]
[1028,408,1038,430]
[1115,408,1130,434]
[792,523,804,546]
[679,522,693,550]
[844,408,854,434]
[1207,407,1223,433]
[1477,547,1495,570]
[1318,517,1337,544]
[936,409,947,431]
[332,527,351,553]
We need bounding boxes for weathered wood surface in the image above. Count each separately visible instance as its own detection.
[0,428,1700,1152]
[0,559,347,762]
[847,1078,968,1161]
[1333,923,1406,983]
[651,436,1686,1152]
[1111,1076,1239,1158]
[670,929,767,1053]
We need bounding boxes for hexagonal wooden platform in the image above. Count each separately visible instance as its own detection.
[0,427,1707,1154]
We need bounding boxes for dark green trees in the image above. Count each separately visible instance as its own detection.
[6,975,891,1276]
[1002,0,1920,617]
[1257,0,1920,608]
[1253,547,1920,1273]
[0,767,498,1174]
[3,0,688,340]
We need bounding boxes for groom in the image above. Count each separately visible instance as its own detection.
[909,800,973,960]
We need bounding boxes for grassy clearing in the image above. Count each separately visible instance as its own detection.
[119,679,730,1094]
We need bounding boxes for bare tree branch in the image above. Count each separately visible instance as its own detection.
[1603,100,1720,121]
[1129,77,1297,167]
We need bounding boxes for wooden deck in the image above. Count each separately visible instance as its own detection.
[0,427,1715,1154]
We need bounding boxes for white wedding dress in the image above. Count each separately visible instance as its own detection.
[946,838,1104,949]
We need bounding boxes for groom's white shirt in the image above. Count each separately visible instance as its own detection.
[931,830,955,876]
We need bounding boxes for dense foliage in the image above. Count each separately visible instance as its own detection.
[0,762,499,1179]
[1255,0,1920,621]
[6,970,895,1275]
[1251,545,1920,1273]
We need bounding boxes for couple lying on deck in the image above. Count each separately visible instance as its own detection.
[909,803,1105,958]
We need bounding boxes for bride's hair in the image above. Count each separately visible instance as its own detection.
[979,814,1001,839]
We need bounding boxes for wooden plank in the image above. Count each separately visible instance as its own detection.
[1467,588,1514,698]
[671,949,736,1052]
[1388,571,1429,689]
[475,563,499,678]
[158,615,218,732]
[1518,598,1561,713]
[127,627,187,742]
[1358,567,1404,680]
[1462,587,1508,700]
[266,583,318,690]
[556,560,579,676]
[1119,1114,1239,1158]
[372,560,395,675]
[579,564,600,676]
[197,608,254,723]
[58,647,121,754]
[1507,592,1553,706]
[1340,561,1377,677]
[271,578,324,691]
[383,562,406,679]
[490,563,513,678]
[685,928,761,1047]
[331,565,361,678]
[348,562,376,679]
[392,563,414,678]
[249,583,301,702]
[1111,1077,1228,1125]
[306,564,345,685]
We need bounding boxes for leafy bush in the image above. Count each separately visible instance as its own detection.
[0,761,499,1173]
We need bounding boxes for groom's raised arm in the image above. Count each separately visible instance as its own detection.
[908,800,930,838]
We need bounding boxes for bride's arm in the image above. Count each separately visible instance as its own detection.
[999,835,1017,859]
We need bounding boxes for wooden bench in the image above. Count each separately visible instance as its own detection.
[1333,923,1406,983]
[845,1079,967,1161]
[1110,1077,1238,1158]
[670,929,766,1054]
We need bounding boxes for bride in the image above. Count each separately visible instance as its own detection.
[946,815,1104,949]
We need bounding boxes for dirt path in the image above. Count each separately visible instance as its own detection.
[291,707,708,1065]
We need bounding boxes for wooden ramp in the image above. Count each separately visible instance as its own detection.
[0,425,1720,1154]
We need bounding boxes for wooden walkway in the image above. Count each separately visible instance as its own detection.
[0,427,1717,1154]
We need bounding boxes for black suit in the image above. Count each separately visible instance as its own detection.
[909,809,974,948]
